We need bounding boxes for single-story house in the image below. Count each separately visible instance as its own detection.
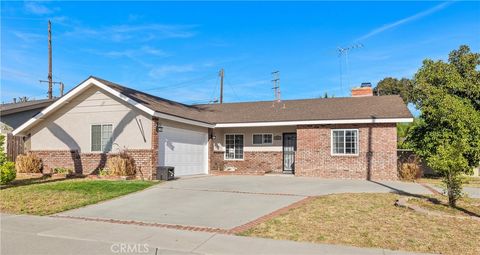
[13,76,413,180]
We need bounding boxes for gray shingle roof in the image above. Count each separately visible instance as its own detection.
[92,76,412,124]
[1,99,56,116]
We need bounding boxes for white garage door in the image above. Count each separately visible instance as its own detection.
[158,126,208,176]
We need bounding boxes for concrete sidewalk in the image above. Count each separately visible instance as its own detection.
[1,214,431,255]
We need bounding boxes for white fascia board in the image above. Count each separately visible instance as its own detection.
[153,112,215,128]
[13,77,156,136]
[214,118,414,128]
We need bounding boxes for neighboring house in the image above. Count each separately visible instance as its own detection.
[1,99,56,156]
[1,99,56,134]
[13,76,413,180]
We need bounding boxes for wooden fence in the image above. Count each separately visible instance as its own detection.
[6,133,24,161]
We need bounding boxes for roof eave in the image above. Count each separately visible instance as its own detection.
[214,117,414,128]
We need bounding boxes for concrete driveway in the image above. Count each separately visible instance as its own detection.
[58,175,432,230]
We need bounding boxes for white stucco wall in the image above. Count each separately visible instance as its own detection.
[29,87,152,152]
[212,126,296,152]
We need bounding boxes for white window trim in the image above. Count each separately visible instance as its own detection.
[330,129,359,156]
[252,133,273,145]
[90,123,114,153]
[224,133,244,161]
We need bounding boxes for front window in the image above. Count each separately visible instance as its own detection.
[252,133,273,145]
[91,124,113,152]
[332,129,358,155]
[225,134,244,160]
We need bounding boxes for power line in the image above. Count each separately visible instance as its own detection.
[144,73,215,91]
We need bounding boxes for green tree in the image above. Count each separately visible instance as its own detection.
[397,119,419,149]
[374,77,413,103]
[0,135,7,165]
[407,45,480,207]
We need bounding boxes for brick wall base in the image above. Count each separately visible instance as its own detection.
[210,151,283,175]
[30,149,156,180]
[295,124,398,181]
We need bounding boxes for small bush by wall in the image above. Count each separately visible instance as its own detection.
[106,151,136,176]
[53,167,73,175]
[0,161,16,185]
[15,153,43,173]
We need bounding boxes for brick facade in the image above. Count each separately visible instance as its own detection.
[30,121,398,180]
[210,151,283,175]
[30,149,156,179]
[30,118,160,180]
[295,124,398,180]
[210,123,398,180]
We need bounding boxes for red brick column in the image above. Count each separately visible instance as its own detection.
[208,128,214,174]
[150,117,159,180]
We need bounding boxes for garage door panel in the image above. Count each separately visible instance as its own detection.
[158,126,208,176]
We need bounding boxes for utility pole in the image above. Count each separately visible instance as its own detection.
[219,68,224,104]
[48,20,53,99]
[40,21,65,99]
[60,82,64,96]
[271,71,281,102]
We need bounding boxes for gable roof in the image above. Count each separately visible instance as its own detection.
[13,76,413,135]
[92,76,211,125]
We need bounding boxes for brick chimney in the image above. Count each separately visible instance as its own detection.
[351,82,373,97]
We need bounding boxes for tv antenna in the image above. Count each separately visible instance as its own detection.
[337,43,363,93]
[271,71,281,102]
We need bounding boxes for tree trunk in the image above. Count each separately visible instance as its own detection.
[446,173,457,207]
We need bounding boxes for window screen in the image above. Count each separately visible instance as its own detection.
[225,134,244,159]
[91,124,113,152]
[252,134,273,145]
[332,129,358,155]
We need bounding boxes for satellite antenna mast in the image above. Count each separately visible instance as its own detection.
[337,43,363,93]
[271,71,280,102]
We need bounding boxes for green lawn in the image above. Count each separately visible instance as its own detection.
[241,193,480,255]
[0,178,157,215]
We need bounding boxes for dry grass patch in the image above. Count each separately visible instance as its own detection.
[418,176,480,188]
[0,178,157,215]
[241,193,480,255]
[409,195,480,217]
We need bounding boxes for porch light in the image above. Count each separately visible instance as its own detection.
[157,125,163,132]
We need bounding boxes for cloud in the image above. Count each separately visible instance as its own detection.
[13,31,43,42]
[24,2,56,15]
[355,1,453,42]
[148,65,196,78]
[64,23,197,42]
[93,46,168,58]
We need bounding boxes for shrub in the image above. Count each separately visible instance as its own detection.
[98,168,111,176]
[53,167,73,175]
[399,163,421,181]
[0,134,7,165]
[106,151,136,176]
[16,153,43,173]
[1,161,16,185]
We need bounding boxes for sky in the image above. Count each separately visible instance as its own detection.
[1,1,479,105]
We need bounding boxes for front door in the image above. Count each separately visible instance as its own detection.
[283,133,297,174]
